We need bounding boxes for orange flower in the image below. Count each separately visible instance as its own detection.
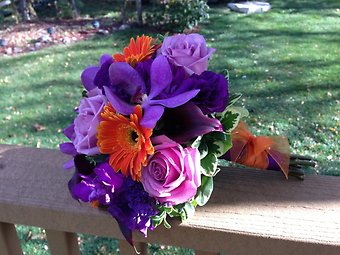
[113,35,160,67]
[97,104,154,181]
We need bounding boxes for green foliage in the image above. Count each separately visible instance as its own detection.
[145,0,210,32]
[151,201,196,229]
[56,0,74,19]
[217,93,248,133]
[195,175,213,206]
[85,154,108,165]
[199,131,232,177]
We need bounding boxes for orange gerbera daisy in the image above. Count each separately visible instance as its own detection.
[97,104,154,181]
[113,35,160,67]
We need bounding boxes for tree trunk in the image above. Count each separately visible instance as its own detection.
[18,0,29,21]
[27,0,37,20]
[121,0,128,24]
[68,0,79,19]
[10,1,20,23]
[135,0,143,26]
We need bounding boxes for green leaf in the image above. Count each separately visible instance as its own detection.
[180,202,195,221]
[201,152,218,177]
[163,218,172,229]
[228,106,249,118]
[198,142,209,159]
[190,135,202,149]
[211,134,232,157]
[85,154,108,166]
[220,110,241,133]
[204,131,232,157]
[151,211,167,228]
[195,176,214,206]
[227,93,242,108]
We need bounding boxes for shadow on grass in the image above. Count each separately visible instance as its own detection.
[270,0,340,10]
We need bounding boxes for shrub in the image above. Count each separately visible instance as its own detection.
[146,0,209,32]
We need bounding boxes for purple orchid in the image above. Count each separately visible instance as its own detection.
[70,162,124,205]
[104,55,200,128]
[81,54,114,91]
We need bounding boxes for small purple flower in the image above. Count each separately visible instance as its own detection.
[141,135,201,205]
[105,55,200,128]
[160,33,215,75]
[108,178,158,239]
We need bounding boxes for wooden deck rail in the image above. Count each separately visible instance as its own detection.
[0,144,339,255]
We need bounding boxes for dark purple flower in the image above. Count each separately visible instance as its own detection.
[182,71,229,114]
[81,54,114,91]
[158,102,223,143]
[108,179,158,239]
[104,55,200,128]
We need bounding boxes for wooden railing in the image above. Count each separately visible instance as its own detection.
[0,144,339,255]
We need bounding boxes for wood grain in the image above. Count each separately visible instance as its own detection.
[0,144,339,254]
[0,222,23,255]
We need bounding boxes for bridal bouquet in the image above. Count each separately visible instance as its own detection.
[60,33,291,245]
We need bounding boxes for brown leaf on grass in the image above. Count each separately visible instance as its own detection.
[25,230,32,241]
[34,123,46,132]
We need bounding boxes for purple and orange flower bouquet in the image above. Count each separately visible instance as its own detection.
[60,33,294,246]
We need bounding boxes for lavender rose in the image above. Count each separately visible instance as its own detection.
[141,135,201,205]
[160,33,215,75]
[73,87,106,155]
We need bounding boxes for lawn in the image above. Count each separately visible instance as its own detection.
[0,0,339,254]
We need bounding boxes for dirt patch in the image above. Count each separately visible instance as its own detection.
[0,18,114,56]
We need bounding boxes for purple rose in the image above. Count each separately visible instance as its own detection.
[73,87,106,155]
[141,135,201,205]
[160,33,215,75]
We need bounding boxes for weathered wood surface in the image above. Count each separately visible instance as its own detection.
[0,144,339,255]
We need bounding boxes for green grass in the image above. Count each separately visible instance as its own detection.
[1,0,339,254]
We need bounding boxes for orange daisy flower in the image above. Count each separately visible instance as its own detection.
[113,35,160,67]
[97,104,154,181]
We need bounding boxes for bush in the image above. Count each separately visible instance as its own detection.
[146,0,209,32]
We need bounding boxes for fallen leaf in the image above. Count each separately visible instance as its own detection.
[34,123,46,132]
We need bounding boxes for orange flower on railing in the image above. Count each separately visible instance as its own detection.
[113,35,160,67]
[229,121,290,178]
